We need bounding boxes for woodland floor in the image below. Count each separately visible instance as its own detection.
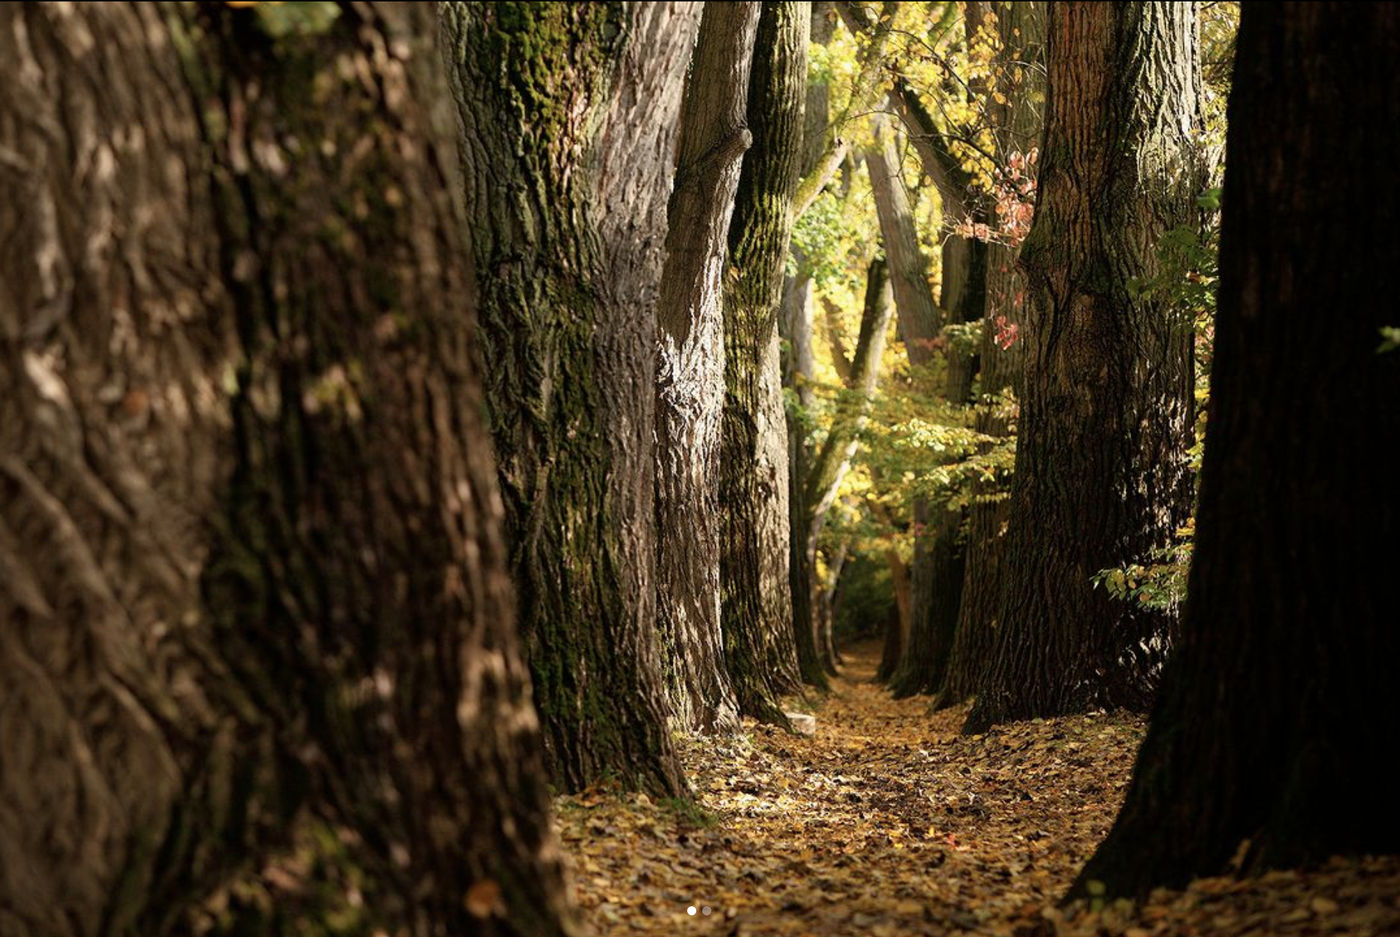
[556,642,1400,937]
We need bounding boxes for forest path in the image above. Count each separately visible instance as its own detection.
[557,642,1144,935]
[558,645,1400,936]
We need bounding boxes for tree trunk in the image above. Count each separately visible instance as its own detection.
[799,256,893,674]
[721,0,810,723]
[784,0,837,691]
[654,1,759,736]
[1075,0,1400,898]
[0,4,576,935]
[865,118,941,368]
[443,1,695,794]
[803,257,894,570]
[866,117,961,699]
[965,1,1204,733]
[938,0,1044,711]
[794,1,897,216]
[817,539,849,670]
[784,258,826,688]
[876,547,912,682]
[868,493,912,682]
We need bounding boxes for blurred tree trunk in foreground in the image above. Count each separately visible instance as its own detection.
[1,3,576,935]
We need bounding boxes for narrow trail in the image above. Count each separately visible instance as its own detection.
[557,644,1400,936]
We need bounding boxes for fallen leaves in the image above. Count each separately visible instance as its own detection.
[556,643,1400,936]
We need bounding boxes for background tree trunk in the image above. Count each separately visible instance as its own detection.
[1075,0,1400,898]
[655,1,759,735]
[1,4,576,935]
[444,2,697,794]
[938,0,1045,710]
[865,116,959,700]
[965,1,1204,733]
[721,0,810,723]
[784,1,837,690]
[802,257,894,613]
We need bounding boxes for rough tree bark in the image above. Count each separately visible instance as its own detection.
[938,0,1045,711]
[443,2,697,793]
[721,0,810,722]
[654,1,760,735]
[965,1,1204,733]
[1075,0,1400,898]
[0,4,575,935]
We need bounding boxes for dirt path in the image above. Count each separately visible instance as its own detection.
[556,643,1400,936]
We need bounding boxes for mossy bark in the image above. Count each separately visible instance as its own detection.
[0,4,576,935]
[965,1,1204,734]
[443,2,696,795]
[1075,0,1400,898]
[721,0,810,722]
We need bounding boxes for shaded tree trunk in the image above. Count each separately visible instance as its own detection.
[443,2,695,794]
[876,546,912,681]
[938,0,1044,710]
[965,1,1204,733]
[722,0,810,723]
[1075,0,1400,898]
[654,1,759,735]
[0,4,576,935]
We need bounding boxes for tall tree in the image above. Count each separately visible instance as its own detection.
[1076,0,1400,898]
[443,2,696,793]
[0,3,575,935]
[655,1,760,735]
[965,1,1204,733]
[721,0,810,722]
[938,0,1045,710]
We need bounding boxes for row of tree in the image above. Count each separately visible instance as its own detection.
[1,1,1396,934]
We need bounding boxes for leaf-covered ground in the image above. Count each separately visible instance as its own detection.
[556,643,1400,936]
